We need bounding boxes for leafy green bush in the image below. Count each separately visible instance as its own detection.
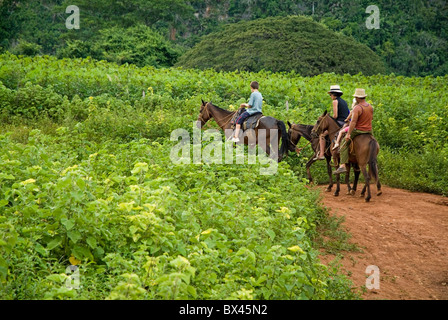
[57,25,183,68]
[378,146,448,196]
[0,130,359,299]
[0,81,68,121]
[56,40,95,60]
[11,39,42,56]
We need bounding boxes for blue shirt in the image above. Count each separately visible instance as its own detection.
[247,91,263,115]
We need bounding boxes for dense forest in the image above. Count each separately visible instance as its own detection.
[1,0,447,76]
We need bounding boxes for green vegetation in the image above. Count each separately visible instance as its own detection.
[0,0,185,68]
[0,53,446,193]
[2,127,355,299]
[0,54,447,300]
[57,24,182,68]
[176,16,386,75]
[0,54,360,300]
[1,1,447,76]
[1,0,446,302]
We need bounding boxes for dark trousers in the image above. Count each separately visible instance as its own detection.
[236,111,261,125]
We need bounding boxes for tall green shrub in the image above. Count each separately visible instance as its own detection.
[176,16,387,76]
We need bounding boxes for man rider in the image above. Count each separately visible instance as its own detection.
[333,88,373,175]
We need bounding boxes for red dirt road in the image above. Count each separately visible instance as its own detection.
[317,185,448,300]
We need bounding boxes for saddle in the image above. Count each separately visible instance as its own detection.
[243,113,264,131]
[336,131,374,155]
[231,108,265,131]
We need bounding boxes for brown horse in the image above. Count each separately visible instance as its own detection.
[287,121,351,196]
[312,111,382,202]
[197,100,289,162]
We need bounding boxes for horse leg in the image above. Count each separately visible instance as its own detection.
[360,165,366,197]
[351,166,360,196]
[330,151,339,194]
[261,144,271,158]
[265,132,280,161]
[374,162,382,196]
[277,134,283,162]
[306,158,316,184]
[333,148,346,197]
[360,184,366,197]
[345,163,352,195]
[334,172,340,197]
[360,165,371,202]
[368,163,382,197]
[331,153,340,196]
[257,133,271,158]
[377,178,382,196]
[325,156,334,192]
[369,139,382,197]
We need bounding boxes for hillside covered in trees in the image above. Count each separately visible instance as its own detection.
[176,16,387,75]
[1,0,447,76]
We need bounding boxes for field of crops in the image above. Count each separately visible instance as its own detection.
[0,53,447,299]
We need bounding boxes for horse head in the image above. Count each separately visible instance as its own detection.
[197,100,213,128]
[312,110,330,136]
[287,121,302,152]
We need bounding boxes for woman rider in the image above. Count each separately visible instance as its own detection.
[314,85,350,160]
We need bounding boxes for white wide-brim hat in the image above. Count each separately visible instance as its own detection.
[353,88,367,98]
[328,85,343,94]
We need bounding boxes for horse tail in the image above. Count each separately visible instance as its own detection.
[368,138,379,182]
[277,120,289,160]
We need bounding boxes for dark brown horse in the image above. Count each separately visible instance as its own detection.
[312,111,382,202]
[287,121,349,196]
[197,100,289,162]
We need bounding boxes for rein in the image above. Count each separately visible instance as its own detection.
[198,103,212,127]
[199,103,236,129]
[310,115,346,158]
[289,126,313,154]
[313,115,344,139]
[220,110,238,128]
[293,139,312,155]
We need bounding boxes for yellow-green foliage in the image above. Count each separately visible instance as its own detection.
[0,54,447,300]
[0,54,361,300]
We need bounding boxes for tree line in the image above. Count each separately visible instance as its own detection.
[1,0,446,76]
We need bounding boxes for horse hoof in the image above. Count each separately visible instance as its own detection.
[350,190,356,196]
[325,188,332,192]
[334,192,339,197]
[365,198,371,203]
[377,191,383,196]
[360,194,365,198]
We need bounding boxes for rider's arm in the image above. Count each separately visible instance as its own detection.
[345,110,353,122]
[332,100,339,119]
[241,93,255,109]
[347,106,361,137]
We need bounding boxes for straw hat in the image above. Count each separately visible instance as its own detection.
[328,85,343,95]
[353,88,367,98]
